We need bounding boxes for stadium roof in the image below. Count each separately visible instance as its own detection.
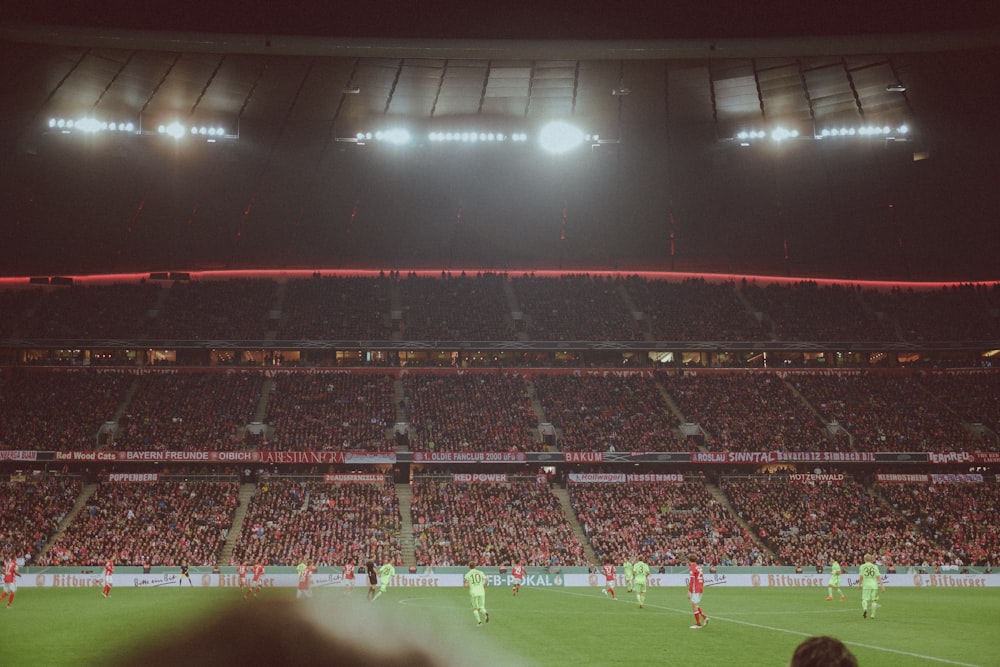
[2,2,999,281]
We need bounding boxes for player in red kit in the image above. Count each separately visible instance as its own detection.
[245,561,265,600]
[1,554,22,608]
[102,557,115,598]
[237,562,248,592]
[342,561,356,595]
[511,563,525,596]
[601,559,616,599]
[687,554,709,628]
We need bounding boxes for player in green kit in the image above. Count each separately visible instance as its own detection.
[826,556,845,601]
[372,559,396,601]
[858,553,884,619]
[632,555,650,608]
[464,561,490,626]
[623,558,634,593]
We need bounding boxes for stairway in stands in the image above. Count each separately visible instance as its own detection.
[37,482,98,563]
[550,485,598,566]
[396,483,416,567]
[703,480,777,564]
[218,483,257,565]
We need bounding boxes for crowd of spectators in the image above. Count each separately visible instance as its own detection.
[914,371,1000,441]
[533,373,684,452]
[861,284,999,342]
[721,476,943,568]
[111,372,263,451]
[3,276,999,344]
[3,365,998,456]
[569,479,768,567]
[740,281,896,342]
[230,477,401,567]
[659,372,836,452]
[625,277,770,341]
[264,372,396,451]
[277,275,393,341]
[877,481,1000,567]
[145,280,277,340]
[0,368,134,451]
[16,283,162,340]
[43,479,238,567]
[0,474,82,563]
[511,274,643,341]
[0,288,44,338]
[790,373,987,452]
[404,373,537,452]
[410,477,587,567]
[399,273,514,341]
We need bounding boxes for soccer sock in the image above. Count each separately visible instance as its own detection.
[696,606,705,620]
[0,592,6,601]
[828,587,833,597]
[6,592,13,606]
[373,590,383,600]
[609,588,615,598]
[693,612,701,626]
[474,610,481,623]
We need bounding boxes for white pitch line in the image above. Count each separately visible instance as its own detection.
[542,587,987,667]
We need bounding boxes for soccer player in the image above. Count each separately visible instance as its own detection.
[601,559,616,599]
[623,557,634,593]
[464,561,489,626]
[1,553,22,608]
[296,561,316,599]
[826,557,845,601]
[179,562,193,586]
[858,553,884,619]
[342,561,356,595]
[102,556,115,598]
[365,560,378,600]
[511,562,525,596]
[372,559,395,601]
[687,554,709,628]
[237,562,248,592]
[246,560,265,601]
[632,555,650,608]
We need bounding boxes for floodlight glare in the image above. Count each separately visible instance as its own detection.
[380,128,411,145]
[159,122,186,139]
[539,121,584,154]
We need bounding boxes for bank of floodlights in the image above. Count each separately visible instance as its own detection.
[348,121,604,154]
[45,116,235,142]
[732,124,911,146]
[816,124,909,139]
[735,127,800,145]
[48,117,137,134]
[157,122,232,141]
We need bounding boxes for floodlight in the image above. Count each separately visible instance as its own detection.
[539,121,584,154]
[158,122,186,139]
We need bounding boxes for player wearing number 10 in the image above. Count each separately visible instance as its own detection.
[464,561,490,626]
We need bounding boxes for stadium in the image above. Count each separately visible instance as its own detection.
[1,2,999,665]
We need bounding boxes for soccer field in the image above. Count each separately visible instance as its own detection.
[3,585,997,666]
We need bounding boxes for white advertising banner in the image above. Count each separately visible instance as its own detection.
[21,571,1000,589]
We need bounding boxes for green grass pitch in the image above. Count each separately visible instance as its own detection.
[3,585,997,666]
